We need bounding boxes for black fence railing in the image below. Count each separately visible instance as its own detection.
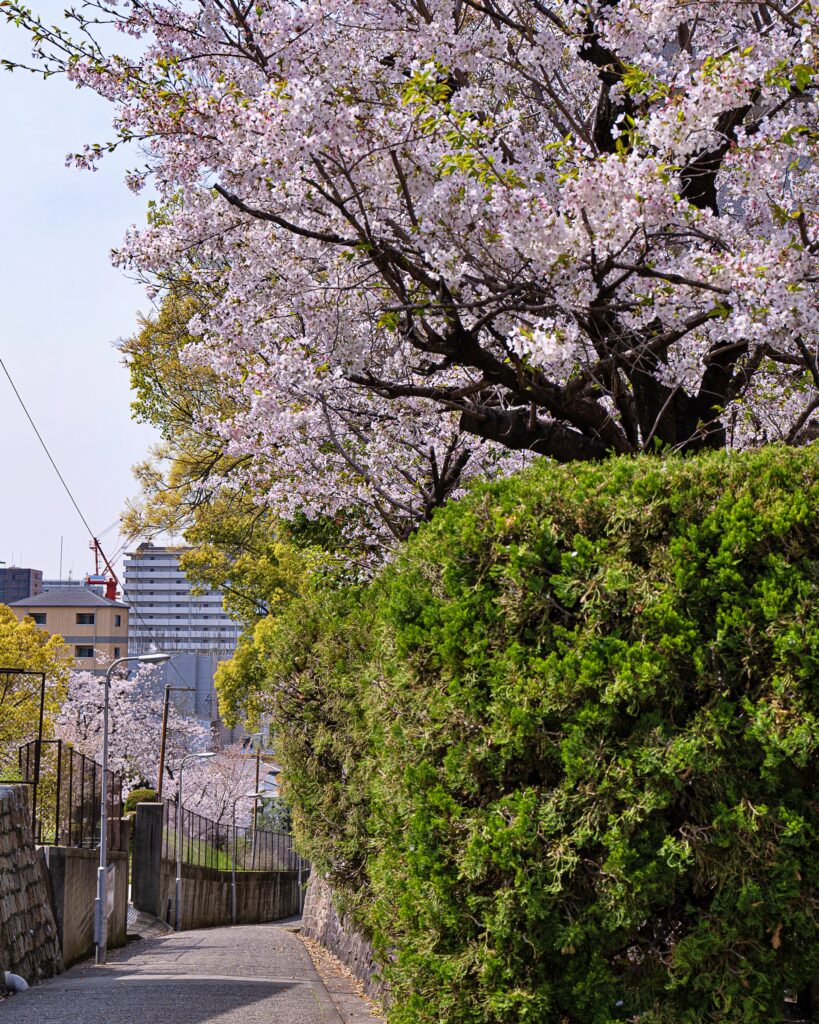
[163,799,306,873]
[17,739,124,850]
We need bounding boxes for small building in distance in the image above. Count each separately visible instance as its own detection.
[0,566,43,604]
[9,589,129,675]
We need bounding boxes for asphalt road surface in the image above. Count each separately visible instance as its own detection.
[0,922,364,1024]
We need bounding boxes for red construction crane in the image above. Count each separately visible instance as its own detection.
[87,537,118,601]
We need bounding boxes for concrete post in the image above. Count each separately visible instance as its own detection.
[131,803,164,918]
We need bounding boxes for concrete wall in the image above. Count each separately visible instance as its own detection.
[132,801,303,930]
[132,803,164,919]
[0,785,63,985]
[158,860,302,931]
[42,845,129,967]
[301,874,387,1001]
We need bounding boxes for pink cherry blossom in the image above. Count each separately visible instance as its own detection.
[58,663,261,824]
[5,0,817,552]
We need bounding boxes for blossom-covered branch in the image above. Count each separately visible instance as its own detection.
[4,0,818,542]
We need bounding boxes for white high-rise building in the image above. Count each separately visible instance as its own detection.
[123,544,241,657]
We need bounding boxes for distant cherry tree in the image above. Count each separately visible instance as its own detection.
[57,663,207,792]
[178,742,261,827]
[59,664,262,823]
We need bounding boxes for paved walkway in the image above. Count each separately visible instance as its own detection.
[0,922,375,1024]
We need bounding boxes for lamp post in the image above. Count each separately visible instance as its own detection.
[231,790,264,924]
[157,685,195,799]
[95,652,171,966]
[175,750,216,932]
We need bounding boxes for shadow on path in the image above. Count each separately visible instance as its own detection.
[0,922,341,1024]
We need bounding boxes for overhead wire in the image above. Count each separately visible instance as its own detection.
[0,352,191,688]
[0,356,96,538]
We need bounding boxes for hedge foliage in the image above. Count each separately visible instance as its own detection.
[124,787,158,814]
[256,447,819,1024]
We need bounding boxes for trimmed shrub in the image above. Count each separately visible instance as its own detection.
[263,446,819,1024]
[124,787,159,814]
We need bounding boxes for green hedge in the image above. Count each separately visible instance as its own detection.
[124,787,159,814]
[260,446,819,1024]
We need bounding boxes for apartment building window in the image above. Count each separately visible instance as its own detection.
[113,647,121,658]
[76,613,95,625]
[115,614,122,626]
[75,646,95,659]
[30,612,47,625]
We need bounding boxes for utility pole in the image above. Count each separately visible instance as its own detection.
[157,685,195,799]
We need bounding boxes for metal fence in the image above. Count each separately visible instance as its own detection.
[163,799,306,873]
[17,739,124,850]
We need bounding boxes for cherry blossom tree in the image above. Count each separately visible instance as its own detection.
[178,742,261,826]
[3,1,818,543]
[121,285,522,552]
[57,663,208,791]
[58,664,260,823]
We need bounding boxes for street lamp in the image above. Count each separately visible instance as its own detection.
[231,790,264,924]
[175,750,216,932]
[95,652,171,966]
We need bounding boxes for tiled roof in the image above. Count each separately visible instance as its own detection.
[9,588,128,610]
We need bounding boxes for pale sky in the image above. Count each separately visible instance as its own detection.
[0,5,158,580]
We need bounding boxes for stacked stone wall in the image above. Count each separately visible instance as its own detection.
[0,785,63,985]
[301,874,387,1001]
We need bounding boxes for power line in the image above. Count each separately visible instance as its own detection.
[0,355,96,538]
[0,352,189,685]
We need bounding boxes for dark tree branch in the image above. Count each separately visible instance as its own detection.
[214,183,359,246]
[460,407,610,460]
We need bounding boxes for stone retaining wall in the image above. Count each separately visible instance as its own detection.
[301,874,387,1001]
[0,785,63,985]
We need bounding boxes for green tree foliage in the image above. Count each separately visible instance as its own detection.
[122,288,354,730]
[255,796,293,834]
[247,584,377,898]
[207,540,344,725]
[251,446,818,1024]
[122,285,230,535]
[0,605,69,775]
[121,289,353,653]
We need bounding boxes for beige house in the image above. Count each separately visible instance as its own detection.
[9,589,129,675]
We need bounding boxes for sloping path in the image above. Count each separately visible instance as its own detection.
[0,922,359,1024]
